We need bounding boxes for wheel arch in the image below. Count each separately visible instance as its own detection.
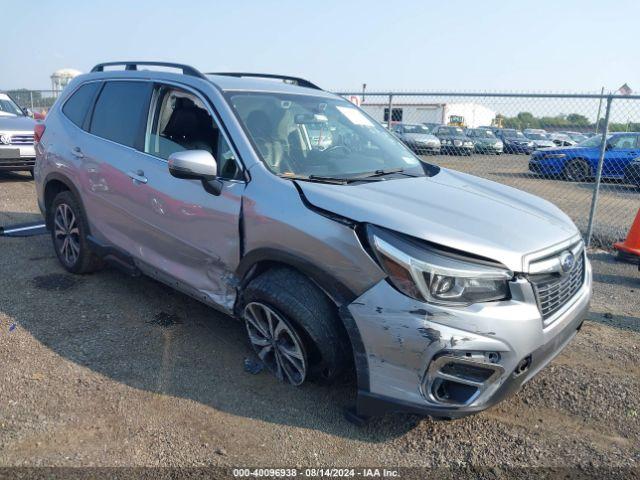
[43,173,86,231]
[236,248,358,310]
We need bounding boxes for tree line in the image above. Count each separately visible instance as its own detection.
[499,112,639,132]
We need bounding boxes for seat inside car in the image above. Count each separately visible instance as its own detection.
[163,97,217,154]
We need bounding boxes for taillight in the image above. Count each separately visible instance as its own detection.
[34,123,46,144]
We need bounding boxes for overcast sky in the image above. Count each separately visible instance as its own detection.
[3,0,638,94]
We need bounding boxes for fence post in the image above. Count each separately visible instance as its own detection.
[585,95,613,247]
[386,94,393,130]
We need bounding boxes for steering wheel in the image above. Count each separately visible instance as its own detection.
[322,145,352,155]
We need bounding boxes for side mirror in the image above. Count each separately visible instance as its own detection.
[605,142,614,151]
[168,150,217,180]
[168,150,223,195]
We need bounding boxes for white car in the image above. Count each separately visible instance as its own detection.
[0,93,37,176]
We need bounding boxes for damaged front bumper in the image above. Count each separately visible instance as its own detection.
[343,257,592,419]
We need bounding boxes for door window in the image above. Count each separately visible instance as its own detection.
[62,82,100,129]
[89,81,152,149]
[145,87,240,179]
[609,135,638,150]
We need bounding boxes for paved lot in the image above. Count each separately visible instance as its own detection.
[428,153,640,246]
[0,171,638,470]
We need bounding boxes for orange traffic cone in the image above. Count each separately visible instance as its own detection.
[614,208,640,263]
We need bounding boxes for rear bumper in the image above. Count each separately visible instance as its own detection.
[344,258,592,419]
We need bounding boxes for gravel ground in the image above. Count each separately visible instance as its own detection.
[0,171,638,472]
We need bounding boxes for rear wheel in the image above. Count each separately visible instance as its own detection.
[50,191,103,274]
[241,268,349,385]
[563,158,591,182]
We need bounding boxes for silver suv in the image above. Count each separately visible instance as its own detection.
[35,62,591,420]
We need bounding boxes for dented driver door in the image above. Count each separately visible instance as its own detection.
[129,84,245,312]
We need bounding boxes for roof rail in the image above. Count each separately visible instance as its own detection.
[91,61,206,79]
[206,72,322,90]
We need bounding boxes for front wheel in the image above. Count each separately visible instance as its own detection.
[563,158,591,182]
[241,268,350,385]
[50,191,103,273]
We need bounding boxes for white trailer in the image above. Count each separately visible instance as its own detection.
[360,102,496,128]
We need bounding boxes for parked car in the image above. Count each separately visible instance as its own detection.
[529,132,640,182]
[465,128,503,154]
[0,92,37,176]
[35,61,591,420]
[494,129,535,154]
[431,125,474,155]
[624,157,640,187]
[422,122,441,132]
[559,131,589,144]
[548,132,576,147]
[523,131,556,150]
[392,123,441,154]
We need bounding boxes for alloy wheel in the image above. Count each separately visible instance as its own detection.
[243,302,308,386]
[53,203,81,267]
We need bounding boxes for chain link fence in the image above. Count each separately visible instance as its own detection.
[6,89,640,249]
[336,91,640,249]
[6,89,60,114]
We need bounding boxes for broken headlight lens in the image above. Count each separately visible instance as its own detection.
[367,225,512,306]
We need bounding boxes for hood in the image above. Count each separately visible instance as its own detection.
[474,137,500,144]
[403,133,438,142]
[0,115,36,132]
[534,145,595,156]
[437,133,469,140]
[532,140,556,147]
[296,169,578,272]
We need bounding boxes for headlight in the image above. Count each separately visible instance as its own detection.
[543,153,566,159]
[367,226,512,306]
[464,141,473,147]
[454,140,462,147]
[441,139,450,145]
[496,142,503,147]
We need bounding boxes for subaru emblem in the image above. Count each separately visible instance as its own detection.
[559,251,575,273]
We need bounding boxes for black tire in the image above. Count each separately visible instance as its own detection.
[241,267,350,384]
[563,158,591,182]
[50,191,104,274]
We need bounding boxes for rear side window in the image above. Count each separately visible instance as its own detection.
[90,81,152,149]
[62,82,100,128]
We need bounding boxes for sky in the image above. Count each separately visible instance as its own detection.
[2,0,638,94]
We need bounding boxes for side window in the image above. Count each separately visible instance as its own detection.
[90,81,152,149]
[145,87,241,180]
[62,82,100,129]
[609,135,637,150]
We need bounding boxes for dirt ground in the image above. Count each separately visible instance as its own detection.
[0,169,638,472]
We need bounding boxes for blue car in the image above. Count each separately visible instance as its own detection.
[528,132,640,182]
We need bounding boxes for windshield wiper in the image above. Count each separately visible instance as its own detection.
[279,174,349,185]
[350,167,419,180]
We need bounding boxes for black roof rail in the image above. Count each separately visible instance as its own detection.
[205,72,322,90]
[91,61,206,79]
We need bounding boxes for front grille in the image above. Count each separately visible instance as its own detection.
[530,252,585,322]
[10,134,34,145]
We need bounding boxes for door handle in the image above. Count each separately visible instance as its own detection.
[71,146,84,158]
[127,170,148,184]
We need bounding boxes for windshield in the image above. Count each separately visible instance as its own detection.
[228,92,436,180]
[526,133,549,140]
[437,127,464,136]
[577,134,610,147]
[468,129,495,138]
[401,124,430,134]
[502,129,525,139]
[0,95,24,116]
